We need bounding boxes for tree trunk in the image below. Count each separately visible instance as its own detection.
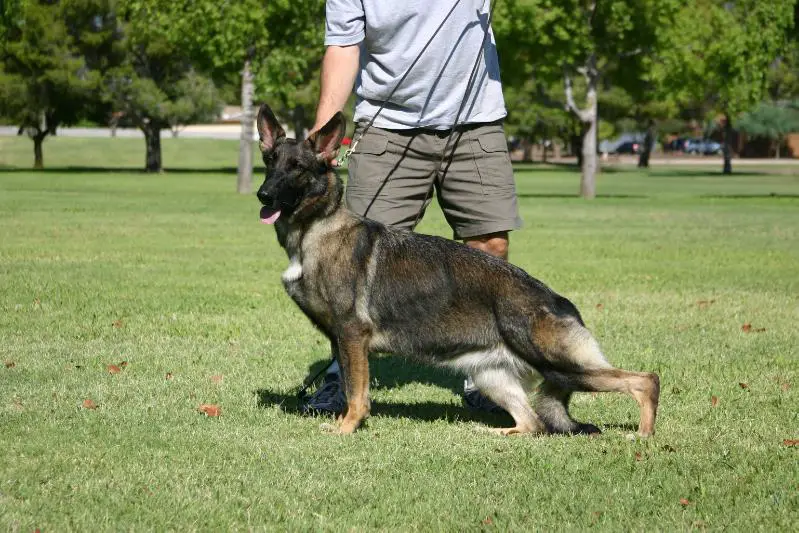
[292,104,306,140]
[775,136,781,160]
[520,139,533,162]
[237,57,255,194]
[33,134,45,169]
[581,106,597,199]
[143,125,162,172]
[722,113,733,175]
[638,120,654,168]
[564,61,598,199]
[572,133,584,168]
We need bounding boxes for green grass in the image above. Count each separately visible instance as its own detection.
[1,136,798,531]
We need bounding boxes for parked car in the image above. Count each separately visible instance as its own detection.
[684,138,722,155]
[664,137,689,152]
[612,141,641,154]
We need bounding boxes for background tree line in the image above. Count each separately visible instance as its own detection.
[1,0,797,197]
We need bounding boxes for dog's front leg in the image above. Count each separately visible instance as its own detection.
[334,322,371,434]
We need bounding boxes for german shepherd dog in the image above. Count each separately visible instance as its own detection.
[256,103,660,437]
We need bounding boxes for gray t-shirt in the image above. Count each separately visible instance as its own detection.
[325,0,507,130]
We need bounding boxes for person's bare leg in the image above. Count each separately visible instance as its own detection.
[461,231,511,414]
[464,231,509,260]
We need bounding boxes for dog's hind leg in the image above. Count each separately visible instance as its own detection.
[534,381,600,435]
[470,367,547,436]
[501,311,659,437]
[540,321,660,437]
[333,323,372,434]
[541,368,660,437]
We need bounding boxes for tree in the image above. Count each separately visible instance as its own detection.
[168,0,324,193]
[106,1,223,172]
[503,79,572,161]
[166,1,270,192]
[496,0,680,198]
[737,102,799,158]
[0,0,101,168]
[653,0,795,174]
[0,0,25,43]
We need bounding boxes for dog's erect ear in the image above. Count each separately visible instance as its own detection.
[305,112,346,162]
[256,104,286,153]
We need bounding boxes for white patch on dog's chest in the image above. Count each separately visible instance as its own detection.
[282,256,303,283]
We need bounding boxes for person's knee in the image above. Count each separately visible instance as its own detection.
[464,232,509,260]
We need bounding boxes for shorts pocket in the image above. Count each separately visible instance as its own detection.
[477,132,508,154]
[470,130,515,194]
[354,131,388,155]
[347,131,392,192]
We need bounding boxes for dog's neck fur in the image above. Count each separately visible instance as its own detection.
[275,170,345,258]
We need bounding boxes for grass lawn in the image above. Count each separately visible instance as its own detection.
[1,135,798,531]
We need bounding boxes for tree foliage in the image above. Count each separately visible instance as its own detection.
[737,102,799,158]
[653,0,795,173]
[105,0,223,172]
[495,0,680,196]
[0,0,108,168]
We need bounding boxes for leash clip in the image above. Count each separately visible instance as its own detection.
[337,137,360,166]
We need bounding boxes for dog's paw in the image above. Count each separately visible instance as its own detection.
[575,423,602,436]
[319,421,360,435]
[319,422,339,433]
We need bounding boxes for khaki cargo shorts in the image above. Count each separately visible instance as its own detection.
[344,121,522,240]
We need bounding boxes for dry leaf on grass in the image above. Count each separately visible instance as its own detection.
[481,517,493,526]
[679,498,691,506]
[4,360,15,368]
[107,364,122,374]
[210,374,223,384]
[112,319,123,328]
[82,399,98,410]
[783,439,798,447]
[696,299,715,309]
[741,323,766,333]
[595,303,604,310]
[165,372,174,380]
[739,382,749,390]
[198,404,221,417]
[711,395,719,407]
[634,452,643,461]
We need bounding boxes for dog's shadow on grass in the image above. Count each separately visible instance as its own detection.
[254,354,512,427]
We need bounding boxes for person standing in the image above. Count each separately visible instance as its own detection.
[304,0,521,414]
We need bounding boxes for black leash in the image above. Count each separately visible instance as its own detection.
[337,0,464,166]
[299,0,499,405]
[413,0,498,229]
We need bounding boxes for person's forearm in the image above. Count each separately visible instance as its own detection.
[312,45,360,131]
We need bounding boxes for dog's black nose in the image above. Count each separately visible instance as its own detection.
[257,188,273,206]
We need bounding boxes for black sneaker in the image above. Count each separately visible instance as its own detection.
[462,377,508,414]
[300,372,346,415]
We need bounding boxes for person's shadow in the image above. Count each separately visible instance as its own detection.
[254,354,512,427]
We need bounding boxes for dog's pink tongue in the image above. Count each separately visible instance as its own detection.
[260,206,281,224]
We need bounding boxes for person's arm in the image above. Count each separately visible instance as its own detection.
[311,44,360,133]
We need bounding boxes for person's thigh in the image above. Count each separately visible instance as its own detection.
[345,126,438,229]
[436,123,522,240]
